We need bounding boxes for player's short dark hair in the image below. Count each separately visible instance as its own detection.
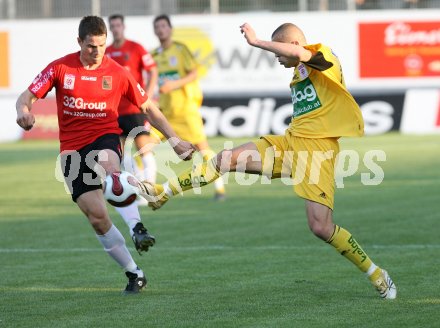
[109,14,124,24]
[78,16,107,40]
[153,14,172,28]
[271,23,292,39]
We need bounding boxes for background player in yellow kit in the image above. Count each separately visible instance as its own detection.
[140,22,397,299]
[141,14,226,200]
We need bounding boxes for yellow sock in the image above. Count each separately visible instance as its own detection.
[369,267,382,282]
[169,158,221,195]
[202,153,225,194]
[327,225,373,273]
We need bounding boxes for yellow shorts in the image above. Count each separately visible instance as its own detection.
[254,131,340,209]
[152,105,207,145]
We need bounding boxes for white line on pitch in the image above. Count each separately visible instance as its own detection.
[0,244,438,253]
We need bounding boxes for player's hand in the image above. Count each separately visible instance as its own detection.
[16,111,35,131]
[169,137,196,161]
[240,23,258,46]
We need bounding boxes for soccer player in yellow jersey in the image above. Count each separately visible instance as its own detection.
[141,14,226,200]
[139,22,397,299]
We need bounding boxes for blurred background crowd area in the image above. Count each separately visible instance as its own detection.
[1,0,439,19]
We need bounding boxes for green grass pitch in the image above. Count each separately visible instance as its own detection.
[0,134,439,327]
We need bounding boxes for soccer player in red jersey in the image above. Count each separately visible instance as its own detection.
[106,14,159,188]
[15,16,195,294]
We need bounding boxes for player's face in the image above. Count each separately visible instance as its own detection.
[272,36,300,68]
[275,54,299,68]
[154,19,172,42]
[109,18,124,41]
[78,34,107,65]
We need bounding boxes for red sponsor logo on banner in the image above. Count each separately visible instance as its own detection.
[23,98,59,139]
[359,21,440,78]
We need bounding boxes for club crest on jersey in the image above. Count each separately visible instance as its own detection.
[169,56,177,67]
[102,76,112,90]
[63,74,75,90]
[297,63,309,80]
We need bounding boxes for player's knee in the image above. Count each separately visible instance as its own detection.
[86,207,110,234]
[217,149,235,171]
[305,201,334,240]
[308,223,327,240]
[307,213,332,240]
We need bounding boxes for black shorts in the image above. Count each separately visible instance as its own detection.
[118,113,151,137]
[61,134,122,202]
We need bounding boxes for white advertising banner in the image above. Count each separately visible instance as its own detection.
[0,97,23,142]
[401,89,440,134]
[1,10,440,97]
[2,11,440,142]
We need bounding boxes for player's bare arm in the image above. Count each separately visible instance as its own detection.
[16,89,38,131]
[140,98,195,160]
[240,23,312,63]
[146,65,159,99]
[159,68,197,94]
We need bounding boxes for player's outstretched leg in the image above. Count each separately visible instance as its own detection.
[138,152,223,210]
[138,158,220,210]
[306,200,396,299]
[139,142,262,210]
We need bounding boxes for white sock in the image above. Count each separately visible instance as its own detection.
[214,176,225,193]
[132,267,144,277]
[366,263,379,276]
[96,225,138,272]
[114,203,141,234]
[142,152,157,183]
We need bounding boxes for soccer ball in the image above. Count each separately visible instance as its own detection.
[103,171,140,207]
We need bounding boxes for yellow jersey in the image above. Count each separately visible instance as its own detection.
[288,44,364,138]
[152,41,203,118]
